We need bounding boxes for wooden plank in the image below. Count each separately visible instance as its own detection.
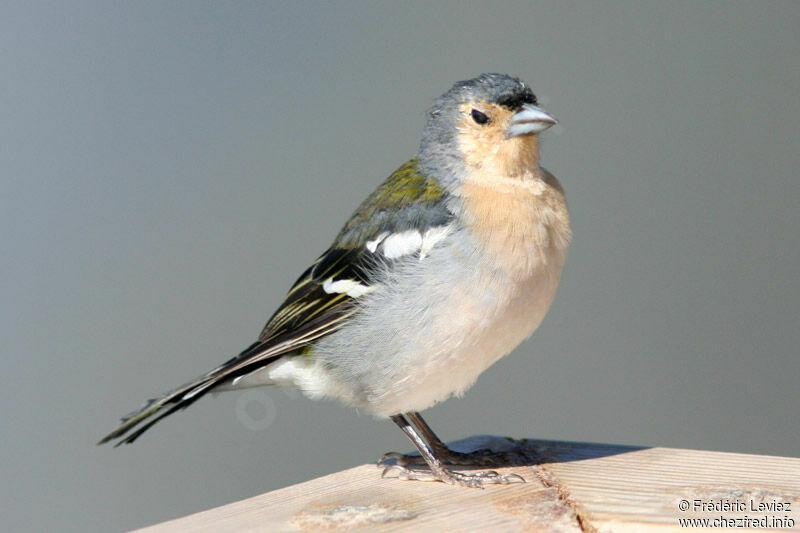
[535,441,800,532]
[139,437,800,532]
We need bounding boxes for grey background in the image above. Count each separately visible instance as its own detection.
[2,1,798,531]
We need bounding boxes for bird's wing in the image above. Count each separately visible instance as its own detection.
[204,247,372,380]
[209,157,453,376]
[99,157,452,445]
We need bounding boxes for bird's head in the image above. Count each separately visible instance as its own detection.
[419,73,557,186]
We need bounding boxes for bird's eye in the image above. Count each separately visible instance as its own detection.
[471,109,490,125]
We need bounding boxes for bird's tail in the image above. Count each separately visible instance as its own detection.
[98,340,288,446]
[97,373,220,447]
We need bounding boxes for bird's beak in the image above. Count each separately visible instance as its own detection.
[506,104,558,138]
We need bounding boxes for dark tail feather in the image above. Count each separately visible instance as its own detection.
[98,343,286,446]
[97,376,218,447]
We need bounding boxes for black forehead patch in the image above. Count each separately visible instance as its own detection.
[496,87,537,110]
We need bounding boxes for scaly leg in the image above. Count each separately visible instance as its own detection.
[380,414,525,488]
[380,412,531,467]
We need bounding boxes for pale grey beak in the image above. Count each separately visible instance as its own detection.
[506,104,558,138]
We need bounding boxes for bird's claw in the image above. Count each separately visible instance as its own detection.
[380,463,525,488]
[377,451,424,467]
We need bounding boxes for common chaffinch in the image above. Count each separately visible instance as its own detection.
[100,73,571,488]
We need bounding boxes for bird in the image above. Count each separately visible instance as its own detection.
[99,73,571,488]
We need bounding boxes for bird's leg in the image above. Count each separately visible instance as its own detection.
[410,412,526,466]
[379,411,475,466]
[408,411,451,456]
[379,412,531,467]
[380,414,525,488]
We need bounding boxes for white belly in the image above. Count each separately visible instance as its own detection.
[358,244,566,416]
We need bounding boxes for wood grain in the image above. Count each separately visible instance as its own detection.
[139,437,800,532]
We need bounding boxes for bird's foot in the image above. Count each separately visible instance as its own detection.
[381,463,525,488]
